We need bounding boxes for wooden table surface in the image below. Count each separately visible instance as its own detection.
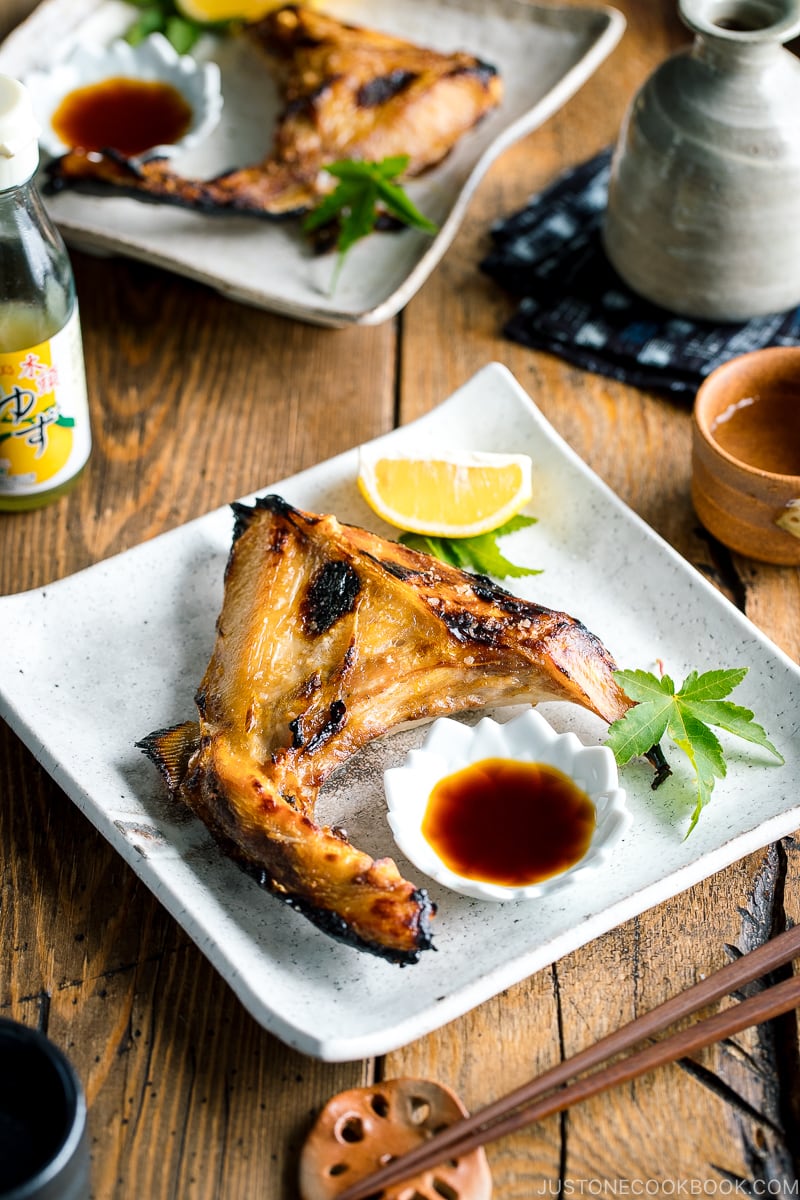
[2,1,800,1195]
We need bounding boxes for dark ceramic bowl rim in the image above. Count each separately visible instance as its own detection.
[693,347,800,484]
[0,1018,87,1200]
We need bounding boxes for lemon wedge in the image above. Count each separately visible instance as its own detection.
[175,0,296,23]
[357,449,533,538]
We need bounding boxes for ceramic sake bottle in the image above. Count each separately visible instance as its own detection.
[603,0,800,321]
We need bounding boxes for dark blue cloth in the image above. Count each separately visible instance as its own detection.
[480,150,800,396]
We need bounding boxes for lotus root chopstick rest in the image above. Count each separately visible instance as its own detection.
[298,1077,492,1199]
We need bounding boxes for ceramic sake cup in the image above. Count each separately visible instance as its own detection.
[691,347,800,564]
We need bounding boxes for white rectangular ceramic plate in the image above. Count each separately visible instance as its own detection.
[0,0,624,326]
[2,363,800,1062]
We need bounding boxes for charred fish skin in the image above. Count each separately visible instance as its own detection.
[140,710,434,964]
[47,6,503,218]
[139,494,636,963]
[271,885,435,967]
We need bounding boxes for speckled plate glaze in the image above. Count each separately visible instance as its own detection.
[0,0,624,327]
[2,363,799,1062]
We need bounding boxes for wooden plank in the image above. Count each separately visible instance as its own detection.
[0,0,35,38]
[558,858,798,1185]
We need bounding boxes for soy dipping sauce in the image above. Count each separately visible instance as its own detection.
[422,757,596,887]
[51,76,193,158]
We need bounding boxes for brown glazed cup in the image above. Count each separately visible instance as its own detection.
[692,347,800,565]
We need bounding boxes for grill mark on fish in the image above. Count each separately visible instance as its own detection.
[335,644,357,681]
[378,557,420,581]
[304,699,347,753]
[232,493,300,543]
[283,73,341,117]
[448,60,500,87]
[357,69,417,107]
[288,715,304,749]
[469,575,541,615]
[439,609,506,645]
[302,560,361,635]
[359,548,426,582]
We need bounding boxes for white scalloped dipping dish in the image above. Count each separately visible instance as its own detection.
[24,33,223,162]
[384,709,631,902]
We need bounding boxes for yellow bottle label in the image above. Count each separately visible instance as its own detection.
[0,306,90,497]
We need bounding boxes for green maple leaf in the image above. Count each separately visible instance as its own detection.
[605,667,783,836]
[303,156,437,290]
[400,514,541,579]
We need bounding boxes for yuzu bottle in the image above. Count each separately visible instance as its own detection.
[0,74,90,511]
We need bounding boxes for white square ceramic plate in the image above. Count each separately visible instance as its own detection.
[2,363,799,1062]
[0,0,624,326]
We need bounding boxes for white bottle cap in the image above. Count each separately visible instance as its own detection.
[0,75,41,190]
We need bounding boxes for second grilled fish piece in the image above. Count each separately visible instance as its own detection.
[49,6,503,218]
[141,495,638,964]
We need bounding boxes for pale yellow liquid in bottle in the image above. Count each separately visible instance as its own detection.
[0,301,57,350]
[0,158,90,512]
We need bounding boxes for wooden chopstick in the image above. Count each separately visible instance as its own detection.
[336,924,800,1200]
